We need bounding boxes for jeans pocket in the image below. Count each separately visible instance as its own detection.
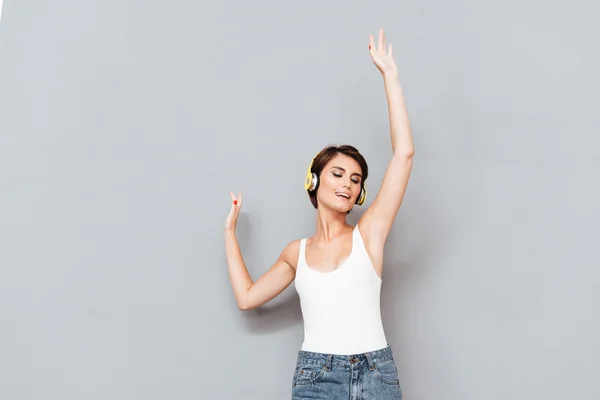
[292,360,327,387]
[374,360,400,386]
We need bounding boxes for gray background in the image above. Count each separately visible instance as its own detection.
[1,0,599,399]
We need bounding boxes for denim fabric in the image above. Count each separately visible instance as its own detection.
[291,345,402,399]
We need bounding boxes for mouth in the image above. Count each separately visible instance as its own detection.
[335,192,351,200]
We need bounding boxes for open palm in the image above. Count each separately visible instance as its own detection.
[369,29,399,78]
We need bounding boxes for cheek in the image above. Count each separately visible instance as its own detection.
[320,174,335,189]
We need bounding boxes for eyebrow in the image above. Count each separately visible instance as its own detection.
[331,166,362,178]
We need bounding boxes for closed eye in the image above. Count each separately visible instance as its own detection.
[332,172,360,184]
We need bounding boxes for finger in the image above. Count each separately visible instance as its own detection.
[369,34,375,52]
[234,193,241,211]
[230,191,238,206]
[234,193,242,219]
[378,28,384,52]
[388,42,393,58]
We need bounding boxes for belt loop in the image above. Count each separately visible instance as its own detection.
[365,352,376,370]
[325,354,333,371]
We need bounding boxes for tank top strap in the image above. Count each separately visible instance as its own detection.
[352,223,370,262]
[352,223,361,247]
[297,238,307,269]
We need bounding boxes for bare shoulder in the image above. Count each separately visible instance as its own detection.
[279,239,302,271]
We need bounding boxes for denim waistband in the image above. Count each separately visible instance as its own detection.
[296,344,395,370]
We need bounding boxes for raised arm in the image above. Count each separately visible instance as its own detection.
[224,192,298,311]
[359,29,415,249]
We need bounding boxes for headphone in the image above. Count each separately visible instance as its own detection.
[304,156,367,206]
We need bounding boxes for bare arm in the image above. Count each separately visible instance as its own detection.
[224,192,298,311]
[359,75,414,243]
[360,29,415,266]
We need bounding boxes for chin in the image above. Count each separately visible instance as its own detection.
[326,201,353,213]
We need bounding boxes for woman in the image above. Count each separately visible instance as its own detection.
[224,28,414,399]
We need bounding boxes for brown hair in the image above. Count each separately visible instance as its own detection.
[307,144,368,209]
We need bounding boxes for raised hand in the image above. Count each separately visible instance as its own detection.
[224,192,242,233]
[369,28,399,78]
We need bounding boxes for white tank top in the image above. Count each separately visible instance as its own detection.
[294,224,388,355]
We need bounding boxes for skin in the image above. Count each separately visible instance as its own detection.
[224,28,415,310]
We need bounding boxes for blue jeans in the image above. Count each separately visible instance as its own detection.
[291,345,402,399]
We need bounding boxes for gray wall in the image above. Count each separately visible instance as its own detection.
[1,1,598,399]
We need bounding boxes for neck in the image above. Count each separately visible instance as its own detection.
[314,207,352,242]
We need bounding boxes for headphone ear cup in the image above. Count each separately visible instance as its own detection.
[304,170,313,190]
[356,187,367,205]
[311,173,319,191]
[304,159,316,191]
[304,172,318,191]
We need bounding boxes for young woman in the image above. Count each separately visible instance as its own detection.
[224,28,414,399]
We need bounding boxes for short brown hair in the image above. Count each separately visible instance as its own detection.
[307,144,368,209]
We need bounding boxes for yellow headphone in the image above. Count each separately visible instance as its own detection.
[304,156,367,206]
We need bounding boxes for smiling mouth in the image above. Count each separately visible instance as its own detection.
[336,193,351,199]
